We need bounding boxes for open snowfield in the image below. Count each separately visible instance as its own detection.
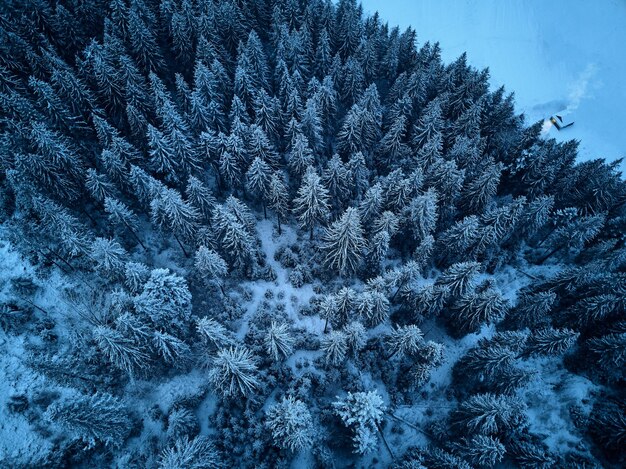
[361,0,626,173]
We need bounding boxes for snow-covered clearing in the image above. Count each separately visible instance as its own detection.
[237,219,322,341]
[361,0,626,173]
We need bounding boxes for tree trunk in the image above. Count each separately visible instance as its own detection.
[376,422,394,460]
[125,222,147,250]
[277,213,282,235]
[174,234,189,257]
[538,244,563,264]
[263,202,267,219]
[310,224,314,241]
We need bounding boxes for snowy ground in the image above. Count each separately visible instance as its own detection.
[361,0,626,173]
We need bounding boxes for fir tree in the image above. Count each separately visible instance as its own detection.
[158,436,223,469]
[265,321,294,361]
[321,207,366,276]
[134,268,192,328]
[266,397,314,452]
[194,246,227,294]
[267,172,289,234]
[104,197,146,249]
[293,166,330,240]
[45,393,133,448]
[333,391,386,454]
[524,328,579,356]
[246,156,272,217]
[209,347,259,398]
[321,330,348,365]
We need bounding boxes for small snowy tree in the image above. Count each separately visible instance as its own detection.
[266,397,314,452]
[333,391,386,454]
[208,347,260,398]
[104,197,146,249]
[524,328,579,356]
[264,321,295,361]
[196,318,235,349]
[90,237,127,277]
[246,156,272,217]
[158,436,223,469]
[93,324,150,375]
[436,262,481,299]
[194,246,227,294]
[134,268,192,328]
[321,330,348,365]
[386,325,425,359]
[454,434,506,468]
[267,171,289,234]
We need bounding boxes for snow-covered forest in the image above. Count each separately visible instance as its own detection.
[0,0,624,467]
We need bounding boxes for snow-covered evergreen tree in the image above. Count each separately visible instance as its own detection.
[292,166,330,240]
[321,207,366,276]
[45,393,132,448]
[266,397,314,452]
[208,347,260,399]
[264,322,294,361]
[333,391,386,454]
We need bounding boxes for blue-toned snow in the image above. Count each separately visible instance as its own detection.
[361,0,626,173]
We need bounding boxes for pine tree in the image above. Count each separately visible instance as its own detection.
[194,246,227,294]
[461,161,503,214]
[86,169,115,203]
[452,393,527,435]
[524,328,579,356]
[385,325,425,359]
[153,330,190,364]
[158,436,223,469]
[124,262,149,294]
[104,197,146,249]
[321,207,366,276]
[134,268,192,328]
[287,132,314,178]
[323,154,352,214]
[147,123,178,176]
[265,321,294,361]
[436,262,481,299]
[450,287,509,335]
[359,183,384,224]
[211,204,256,272]
[45,393,133,448]
[186,176,217,222]
[209,347,260,398]
[321,330,348,365]
[90,237,127,277]
[267,172,289,234]
[266,397,314,452]
[246,156,272,217]
[196,317,235,349]
[454,434,506,468]
[333,391,386,454]
[402,190,439,245]
[93,324,150,375]
[293,166,330,240]
[508,291,556,329]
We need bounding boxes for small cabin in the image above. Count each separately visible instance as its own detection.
[549,112,574,131]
